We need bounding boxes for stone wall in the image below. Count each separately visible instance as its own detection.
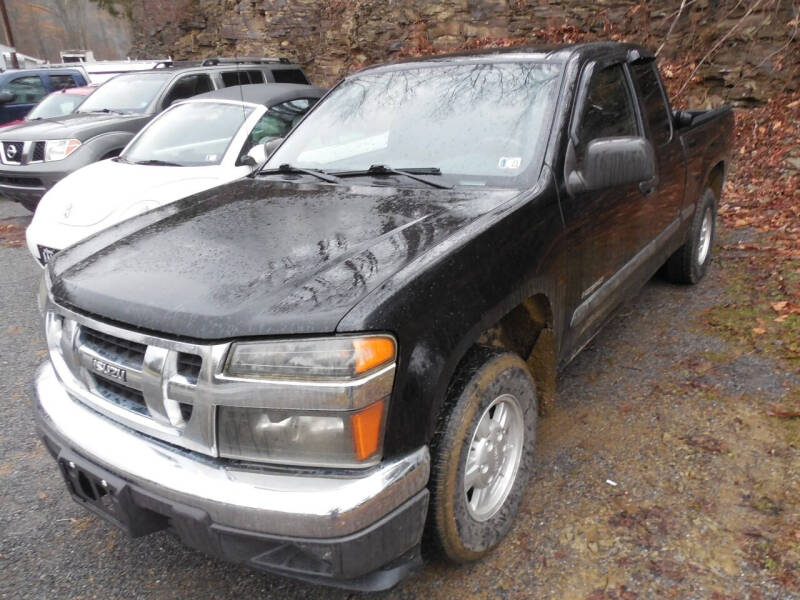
[129,0,799,106]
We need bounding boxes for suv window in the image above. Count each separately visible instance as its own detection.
[3,75,46,104]
[577,64,638,156]
[221,70,265,87]
[272,69,309,84]
[50,74,78,91]
[631,62,671,146]
[162,74,214,108]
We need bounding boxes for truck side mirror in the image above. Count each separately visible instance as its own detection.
[567,137,655,194]
[0,90,15,105]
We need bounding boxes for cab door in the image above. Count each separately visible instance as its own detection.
[559,60,648,354]
[629,59,685,252]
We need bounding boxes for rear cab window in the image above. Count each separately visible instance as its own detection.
[49,74,80,91]
[630,62,672,146]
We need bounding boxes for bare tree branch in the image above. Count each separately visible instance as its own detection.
[673,0,766,99]
[657,0,688,56]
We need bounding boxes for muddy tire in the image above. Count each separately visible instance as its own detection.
[427,346,537,563]
[664,188,716,284]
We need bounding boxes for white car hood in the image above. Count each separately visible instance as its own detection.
[42,159,232,227]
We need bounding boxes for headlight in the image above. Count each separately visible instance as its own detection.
[225,335,395,381]
[219,335,396,467]
[44,139,81,162]
[218,400,387,467]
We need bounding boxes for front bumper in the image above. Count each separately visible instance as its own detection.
[0,164,67,204]
[34,363,430,590]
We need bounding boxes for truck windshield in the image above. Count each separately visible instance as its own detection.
[27,92,87,120]
[77,72,171,114]
[266,61,562,188]
[121,101,253,167]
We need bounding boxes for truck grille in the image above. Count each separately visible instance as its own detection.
[31,141,45,162]
[45,311,219,456]
[92,375,148,415]
[82,327,147,364]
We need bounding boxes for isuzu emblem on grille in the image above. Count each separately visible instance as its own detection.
[91,358,127,382]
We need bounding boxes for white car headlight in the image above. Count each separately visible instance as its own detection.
[219,335,396,467]
[44,139,81,162]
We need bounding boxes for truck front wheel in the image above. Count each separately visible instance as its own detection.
[427,347,537,562]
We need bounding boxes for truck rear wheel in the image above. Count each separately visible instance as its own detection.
[427,347,537,563]
[664,187,716,284]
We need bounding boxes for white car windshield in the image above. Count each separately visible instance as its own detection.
[121,102,253,167]
[77,72,170,114]
[266,61,562,188]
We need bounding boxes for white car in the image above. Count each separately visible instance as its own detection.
[26,83,324,264]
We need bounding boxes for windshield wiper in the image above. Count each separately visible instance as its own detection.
[333,165,452,189]
[133,159,183,167]
[257,163,342,184]
[81,108,127,115]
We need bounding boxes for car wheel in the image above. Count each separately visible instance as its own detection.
[665,187,716,284]
[427,346,537,563]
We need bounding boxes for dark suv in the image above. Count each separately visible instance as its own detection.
[0,58,310,210]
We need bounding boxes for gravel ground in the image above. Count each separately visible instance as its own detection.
[1,197,797,599]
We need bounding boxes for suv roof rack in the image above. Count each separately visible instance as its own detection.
[200,57,291,66]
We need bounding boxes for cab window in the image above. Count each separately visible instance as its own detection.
[50,74,79,91]
[577,64,638,157]
[3,75,46,104]
[631,62,672,146]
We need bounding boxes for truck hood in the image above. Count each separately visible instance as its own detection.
[0,112,149,142]
[50,178,518,340]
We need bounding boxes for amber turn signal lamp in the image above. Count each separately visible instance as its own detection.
[352,337,395,375]
[350,400,385,461]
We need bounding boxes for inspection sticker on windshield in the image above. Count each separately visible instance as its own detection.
[498,156,521,170]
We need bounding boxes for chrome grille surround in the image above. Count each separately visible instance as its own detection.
[43,302,396,461]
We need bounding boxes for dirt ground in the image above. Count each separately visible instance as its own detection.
[0,193,798,599]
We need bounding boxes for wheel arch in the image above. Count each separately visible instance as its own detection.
[430,290,557,440]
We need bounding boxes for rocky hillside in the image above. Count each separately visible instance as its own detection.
[4,0,131,62]
[129,0,799,107]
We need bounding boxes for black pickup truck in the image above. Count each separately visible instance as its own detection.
[34,42,733,590]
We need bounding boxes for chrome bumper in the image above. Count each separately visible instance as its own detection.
[34,362,430,539]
